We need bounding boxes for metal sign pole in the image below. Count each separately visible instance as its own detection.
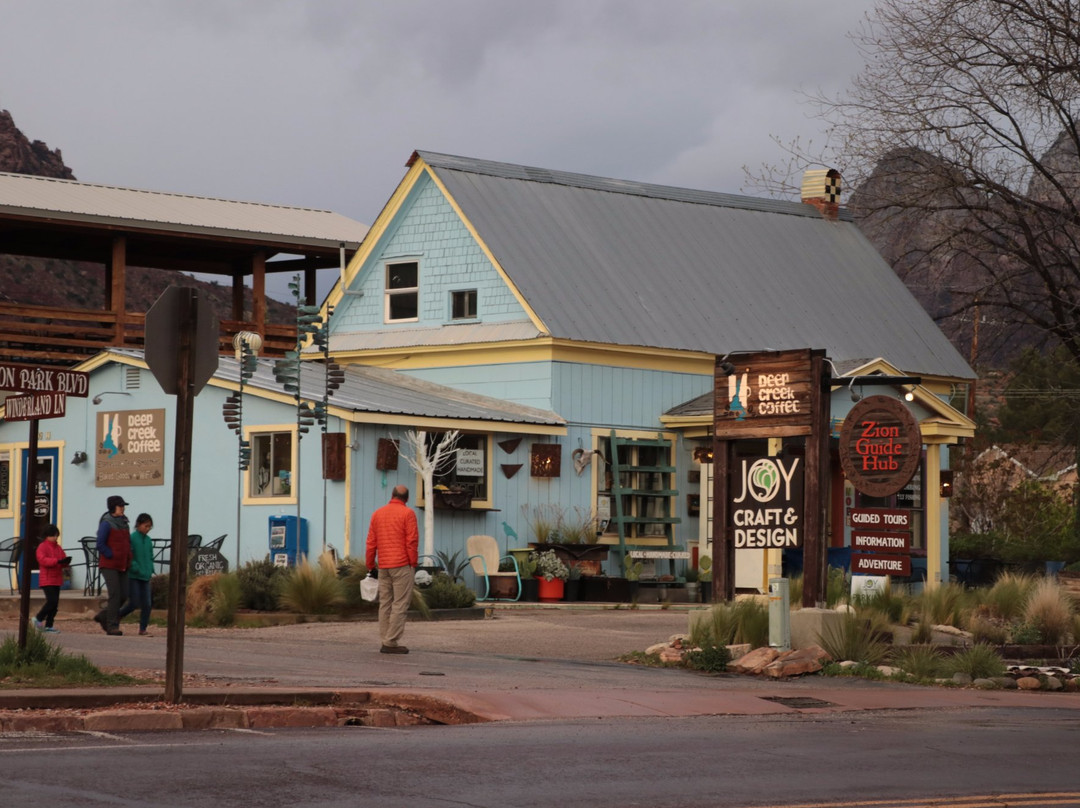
[16,421,39,650]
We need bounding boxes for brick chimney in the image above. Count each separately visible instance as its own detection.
[801,168,841,220]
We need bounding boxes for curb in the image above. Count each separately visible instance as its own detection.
[0,688,484,733]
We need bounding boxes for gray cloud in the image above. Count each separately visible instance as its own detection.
[1,0,869,298]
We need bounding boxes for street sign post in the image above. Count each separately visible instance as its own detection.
[144,286,220,704]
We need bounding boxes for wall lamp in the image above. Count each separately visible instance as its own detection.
[904,385,916,402]
[92,392,132,405]
[71,451,88,465]
[848,377,861,403]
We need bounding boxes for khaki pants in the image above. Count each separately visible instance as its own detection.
[377,566,414,647]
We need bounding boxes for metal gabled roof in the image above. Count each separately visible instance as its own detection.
[414,151,974,380]
[222,354,564,426]
[94,348,563,427]
[0,171,368,250]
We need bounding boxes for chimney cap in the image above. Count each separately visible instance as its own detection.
[801,168,842,204]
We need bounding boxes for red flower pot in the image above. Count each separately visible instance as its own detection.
[537,577,565,602]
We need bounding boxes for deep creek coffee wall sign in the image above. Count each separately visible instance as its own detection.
[839,395,921,498]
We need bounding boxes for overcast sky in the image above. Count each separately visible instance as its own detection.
[1,0,870,298]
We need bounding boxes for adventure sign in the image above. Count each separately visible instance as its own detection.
[839,395,922,498]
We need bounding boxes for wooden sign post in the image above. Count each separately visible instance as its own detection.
[712,349,829,606]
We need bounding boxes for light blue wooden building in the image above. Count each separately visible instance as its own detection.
[1,151,975,593]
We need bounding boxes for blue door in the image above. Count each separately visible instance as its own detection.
[20,447,59,576]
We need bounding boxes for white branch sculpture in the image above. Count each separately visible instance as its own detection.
[396,429,461,559]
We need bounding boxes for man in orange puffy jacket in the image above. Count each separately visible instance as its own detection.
[365,485,419,654]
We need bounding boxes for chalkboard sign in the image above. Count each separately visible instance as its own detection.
[188,546,229,578]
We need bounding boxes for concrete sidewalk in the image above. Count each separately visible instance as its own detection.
[2,604,1079,732]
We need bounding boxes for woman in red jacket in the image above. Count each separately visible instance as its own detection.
[34,523,69,633]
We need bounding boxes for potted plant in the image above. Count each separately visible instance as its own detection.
[683,566,700,603]
[515,552,539,601]
[698,555,712,603]
[564,563,582,602]
[534,549,569,601]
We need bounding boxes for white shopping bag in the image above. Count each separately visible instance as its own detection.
[359,574,379,603]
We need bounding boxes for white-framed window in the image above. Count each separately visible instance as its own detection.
[245,426,296,503]
[450,289,477,320]
[385,260,419,323]
[420,432,493,509]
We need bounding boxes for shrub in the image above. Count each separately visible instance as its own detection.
[1023,578,1075,645]
[788,574,803,607]
[238,557,287,611]
[916,582,971,628]
[853,582,908,624]
[684,639,731,673]
[0,631,136,686]
[825,566,849,608]
[890,645,946,680]
[434,550,470,583]
[910,620,933,644]
[421,572,477,609]
[209,573,241,626]
[151,573,170,609]
[968,615,1009,645]
[945,644,1005,679]
[278,557,344,614]
[184,573,240,626]
[983,572,1037,621]
[817,611,890,666]
[732,599,769,647]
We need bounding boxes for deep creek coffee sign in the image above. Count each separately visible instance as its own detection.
[839,395,921,498]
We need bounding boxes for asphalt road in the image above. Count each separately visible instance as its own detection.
[2,708,1078,807]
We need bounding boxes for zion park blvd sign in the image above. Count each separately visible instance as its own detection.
[839,395,922,498]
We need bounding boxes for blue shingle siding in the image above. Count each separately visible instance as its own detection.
[333,174,529,334]
[551,362,711,429]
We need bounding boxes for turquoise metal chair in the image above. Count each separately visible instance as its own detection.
[466,534,521,601]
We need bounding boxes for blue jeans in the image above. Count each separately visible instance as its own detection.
[118,577,152,631]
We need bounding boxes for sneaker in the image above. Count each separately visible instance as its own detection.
[106,628,123,636]
[33,619,44,630]
[43,627,60,633]
[379,645,409,654]
[93,613,108,633]
[138,630,149,636]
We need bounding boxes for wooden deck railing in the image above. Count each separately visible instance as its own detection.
[0,303,296,364]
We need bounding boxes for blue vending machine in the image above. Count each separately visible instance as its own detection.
[268,515,308,567]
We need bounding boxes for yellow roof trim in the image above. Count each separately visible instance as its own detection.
[333,337,715,375]
[324,159,428,316]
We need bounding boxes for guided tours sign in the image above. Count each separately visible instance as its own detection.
[839,395,922,497]
[850,507,913,578]
[731,455,804,549]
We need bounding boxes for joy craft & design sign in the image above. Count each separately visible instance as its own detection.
[839,395,922,498]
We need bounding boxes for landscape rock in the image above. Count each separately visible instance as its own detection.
[951,672,973,685]
[1044,676,1064,692]
[645,643,669,656]
[659,646,686,663]
[972,678,998,689]
[730,646,779,674]
[725,643,751,661]
[1016,676,1042,691]
[763,645,831,679]
[990,677,1018,690]
[877,665,901,677]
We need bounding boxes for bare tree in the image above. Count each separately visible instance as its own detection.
[747,0,1080,367]
[396,429,461,559]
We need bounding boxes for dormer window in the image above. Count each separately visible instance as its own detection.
[385,261,419,323]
